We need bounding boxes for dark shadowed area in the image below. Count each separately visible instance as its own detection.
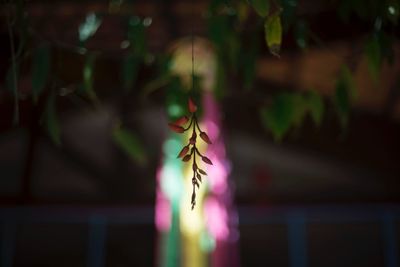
[0,0,400,267]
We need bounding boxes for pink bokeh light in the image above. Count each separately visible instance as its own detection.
[205,197,229,240]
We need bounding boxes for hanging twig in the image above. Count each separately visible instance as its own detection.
[168,98,213,210]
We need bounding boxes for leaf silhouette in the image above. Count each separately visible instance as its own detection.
[265,14,282,57]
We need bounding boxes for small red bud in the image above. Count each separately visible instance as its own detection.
[202,156,213,165]
[188,97,197,113]
[182,154,191,162]
[174,116,189,126]
[168,123,185,133]
[177,146,189,158]
[200,132,212,144]
[192,163,197,171]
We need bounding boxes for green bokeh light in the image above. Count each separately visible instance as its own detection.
[168,104,184,117]
[200,230,216,253]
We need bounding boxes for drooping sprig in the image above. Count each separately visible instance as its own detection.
[168,98,213,209]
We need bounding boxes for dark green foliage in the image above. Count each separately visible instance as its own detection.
[365,32,395,80]
[2,0,395,146]
[207,6,236,98]
[260,93,296,141]
[127,16,148,56]
[260,91,325,141]
[249,0,270,17]
[120,16,149,92]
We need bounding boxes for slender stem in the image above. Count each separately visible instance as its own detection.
[195,147,204,158]
[194,115,202,133]
[192,157,197,175]
[192,116,197,135]
[191,0,194,92]
[190,113,198,209]
[192,145,197,165]
[192,115,197,177]
[184,116,194,131]
[190,0,197,210]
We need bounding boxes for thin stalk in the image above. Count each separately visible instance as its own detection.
[194,115,202,133]
[184,116,194,131]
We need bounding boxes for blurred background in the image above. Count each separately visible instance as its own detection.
[1,0,400,266]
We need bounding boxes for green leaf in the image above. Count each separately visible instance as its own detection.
[250,0,269,17]
[386,0,399,25]
[79,12,102,44]
[334,66,356,126]
[265,14,282,57]
[122,53,139,91]
[260,93,294,141]
[32,45,51,103]
[112,126,147,165]
[306,90,324,126]
[44,92,61,145]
